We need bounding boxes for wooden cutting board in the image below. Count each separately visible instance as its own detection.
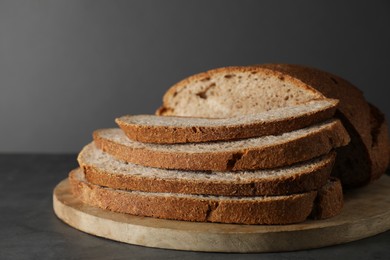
[53,176,390,253]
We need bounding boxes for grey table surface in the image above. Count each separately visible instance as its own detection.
[1,154,390,260]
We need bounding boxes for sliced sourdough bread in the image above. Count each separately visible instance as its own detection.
[93,119,350,171]
[116,99,338,144]
[157,64,388,187]
[69,168,318,225]
[78,142,335,196]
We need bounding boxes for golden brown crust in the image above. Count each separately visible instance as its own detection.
[80,152,335,196]
[93,121,350,171]
[69,169,317,225]
[310,178,343,220]
[118,100,338,144]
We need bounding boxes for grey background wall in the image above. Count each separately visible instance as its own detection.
[1,0,389,153]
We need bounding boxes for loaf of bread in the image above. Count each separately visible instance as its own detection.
[65,64,390,226]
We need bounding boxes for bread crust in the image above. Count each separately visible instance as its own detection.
[117,100,338,144]
[93,120,350,171]
[368,103,390,181]
[69,169,317,225]
[79,143,335,196]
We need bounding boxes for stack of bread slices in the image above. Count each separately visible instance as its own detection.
[69,64,389,225]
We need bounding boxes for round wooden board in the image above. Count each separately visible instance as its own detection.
[53,176,390,253]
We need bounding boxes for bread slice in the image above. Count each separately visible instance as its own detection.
[78,142,335,196]
[157,64,387,187]
[310,178,343,220]
[116,99,338,144]
[69,168,318,225]
[93,119,350,171]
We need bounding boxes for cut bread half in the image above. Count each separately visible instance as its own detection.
[156,66,325,117]
[157,64,387,187]
[69,168,318,225]
[78,142,335,196]
[93,119,350,171]
[117,99,338,144]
